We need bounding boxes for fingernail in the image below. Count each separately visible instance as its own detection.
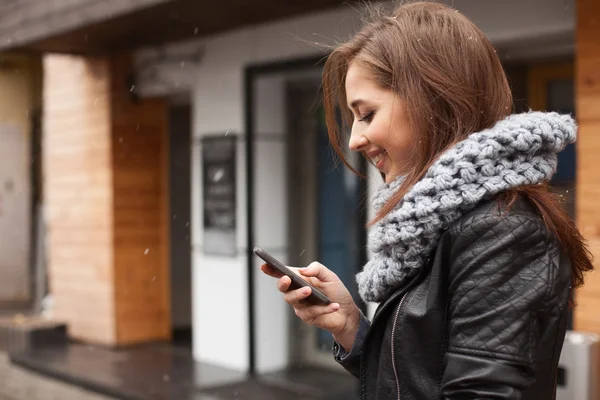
[302,288,310,295]
[332,303,340,311]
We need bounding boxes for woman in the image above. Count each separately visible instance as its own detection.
[261,2,593,399]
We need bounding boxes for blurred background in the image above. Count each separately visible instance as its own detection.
[0,0,595,399]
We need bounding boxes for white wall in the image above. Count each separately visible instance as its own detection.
[455,0,574,43]
[142,7,358,372]
[135,0,575,372]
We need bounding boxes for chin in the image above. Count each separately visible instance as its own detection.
[384,171,406,184]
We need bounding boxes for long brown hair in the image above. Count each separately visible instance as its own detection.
[322,1,592,295]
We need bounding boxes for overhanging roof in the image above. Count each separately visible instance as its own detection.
[0,0,358,54]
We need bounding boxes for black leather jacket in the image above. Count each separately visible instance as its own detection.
[334,197,571,399]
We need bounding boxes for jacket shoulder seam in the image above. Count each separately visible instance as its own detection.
[447,346,531,365]
[449,209,548,240]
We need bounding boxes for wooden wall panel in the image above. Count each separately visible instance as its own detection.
[110,55,170,345]
[574,0,600,332]
[43,54,116,344]
[44,53,170,346]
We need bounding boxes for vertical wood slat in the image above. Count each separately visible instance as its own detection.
[110,54,170,345]
[574,0,600,333]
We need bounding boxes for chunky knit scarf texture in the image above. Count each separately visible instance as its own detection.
[357,112,577,303]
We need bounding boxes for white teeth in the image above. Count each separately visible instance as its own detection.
[372,152,385,165]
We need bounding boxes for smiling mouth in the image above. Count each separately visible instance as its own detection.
[371,151,386,167]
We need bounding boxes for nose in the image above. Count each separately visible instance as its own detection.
[348,129,369,152]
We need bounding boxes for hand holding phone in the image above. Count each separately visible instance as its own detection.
[255,246,363,352]
[253,247,331,305]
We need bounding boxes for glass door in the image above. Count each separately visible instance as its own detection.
[315,105,365,352]
[286,81,366,370]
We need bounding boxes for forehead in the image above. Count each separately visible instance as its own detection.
[345,62,385,105]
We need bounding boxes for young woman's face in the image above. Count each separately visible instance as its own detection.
[345,61,416,183]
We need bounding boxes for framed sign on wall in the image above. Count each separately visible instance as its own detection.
[201,135,237,256]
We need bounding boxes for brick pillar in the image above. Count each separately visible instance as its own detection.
[574,0,600,332]
[43,54,170,346]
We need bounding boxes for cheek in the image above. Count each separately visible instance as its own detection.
[392,133,415,155]
[370,123,414,159]
[365,111,416,164]
[367,120,393,147]
[388,142,414,171]
[383,128,417,174]
[389,116,415,158]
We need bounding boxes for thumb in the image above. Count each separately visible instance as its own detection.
[299,262,338,282]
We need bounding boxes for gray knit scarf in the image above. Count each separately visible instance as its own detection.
[357,112,577,303]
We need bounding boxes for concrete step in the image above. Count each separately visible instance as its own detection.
[0,315,67,355]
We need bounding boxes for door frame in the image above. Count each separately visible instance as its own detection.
[527,61,574,111]
[244,55,368,374]
[245,55,326,375]
[167,95,193,345]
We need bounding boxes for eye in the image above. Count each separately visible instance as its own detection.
[358,112,375,123]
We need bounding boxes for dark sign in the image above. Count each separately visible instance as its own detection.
[202,135,237,256]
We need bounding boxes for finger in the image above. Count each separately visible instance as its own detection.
[260,264,284,279]
[283,286,312,305]
[277,276,292,293]
[295,303,340,320]
[298,262,338,282]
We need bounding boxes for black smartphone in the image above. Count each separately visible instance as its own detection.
[253,246,331,305]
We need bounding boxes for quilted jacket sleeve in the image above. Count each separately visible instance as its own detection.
[440,212,569,398]
[333,310,371,379]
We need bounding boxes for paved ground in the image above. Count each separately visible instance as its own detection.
[0,353,114,400]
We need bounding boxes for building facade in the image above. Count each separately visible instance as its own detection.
[0,52,42,311]
[0,0,597,377]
